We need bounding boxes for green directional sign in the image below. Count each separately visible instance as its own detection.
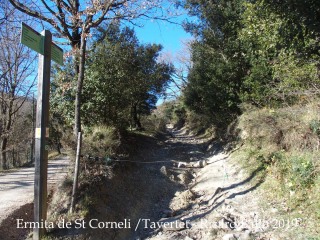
[51,43,63,66]
[21,23,63,65]
[21,22,44,55]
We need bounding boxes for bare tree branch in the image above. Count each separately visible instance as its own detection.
[8,0,182,138]
[8,0,65,36]
[0,2,37,169]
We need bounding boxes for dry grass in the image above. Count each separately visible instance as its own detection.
[48,151,61,160]
[82,125,120,158]
[232,100,320,239]
[238,102,320,153]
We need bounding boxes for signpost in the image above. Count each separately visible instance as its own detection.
[21,23,63,240]
[51,43,64,66]
[21,23,63,65]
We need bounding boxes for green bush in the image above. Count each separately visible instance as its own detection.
[235,100,320,211]
[186,110,212,136]
[140,114,167,133]
[310,119,320,136]
[173,105,187,129]
[154,100,187,130]
[82,125,120,157]
[289,155,315,189]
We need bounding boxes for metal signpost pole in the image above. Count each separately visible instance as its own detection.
[21,22,63,240]
[33,29,52,240]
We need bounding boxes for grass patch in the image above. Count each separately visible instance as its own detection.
[231,100,320,239]
[48,151,61,159]
[82,125,120,158]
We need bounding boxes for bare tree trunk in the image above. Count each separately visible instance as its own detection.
[74,33,87,137]
[56,143,61,155]
[12,147,16,167]
[131,103,142,130]
[0,95,14,170]
[0,137,8,170]
[70,132,82,213]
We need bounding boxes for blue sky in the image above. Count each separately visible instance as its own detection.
[133,18,192,55]
[129,15,194,103]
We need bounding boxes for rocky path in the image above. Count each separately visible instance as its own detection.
[85,128,211,240]
[0,155,70,225]
[1,129,293,240]
[143,129,274,240]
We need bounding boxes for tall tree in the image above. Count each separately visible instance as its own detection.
[0,3,36,169]
[183,0,320,123]
[263,0,320,56]
[9,0,178,137]
[81,24,174,129]
[239,1,320,105]
[182,0,248,124]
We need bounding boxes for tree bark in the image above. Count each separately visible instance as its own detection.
[74,32,87,137]
[0,137,8,170]
[0,93,14,170]
[56,143,61,155]
[131,103,142,130]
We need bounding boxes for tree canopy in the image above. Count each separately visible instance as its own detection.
[52,24,173,130]
[181,0,320,125]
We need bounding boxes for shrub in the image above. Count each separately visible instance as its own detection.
[139,113,167,133]
[82,125,120,158]
[289,155,316,189]
[185,110,213,136]
[235,100,320,198]
[237,101,320,153]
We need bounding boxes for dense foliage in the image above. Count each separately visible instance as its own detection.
[0,3,36,169]
[183,0,246,124]
[51,24,173,131]
[178,3,320,235]
[182,0,320,125]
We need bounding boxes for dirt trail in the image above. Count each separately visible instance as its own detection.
[6,129,290,240]
[141,128,272,240]
[0,155,70,225]
[71,127,273,240]
[79,128,209,240]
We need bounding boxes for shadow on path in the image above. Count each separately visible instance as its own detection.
[185,164,266,222]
